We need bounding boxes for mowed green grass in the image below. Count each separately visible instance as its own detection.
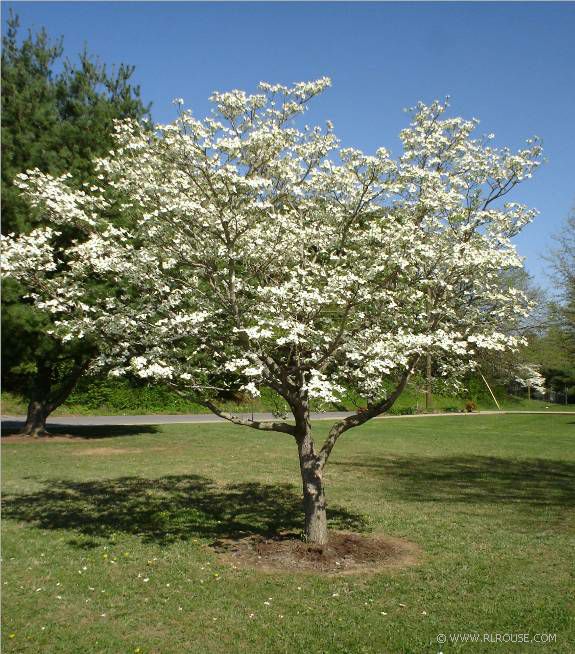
[2,415,574,653]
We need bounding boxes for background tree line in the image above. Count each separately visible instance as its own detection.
[1,11,150,433]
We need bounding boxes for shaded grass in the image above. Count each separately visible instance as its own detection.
[3,476,367,544]
[2,415,574,653]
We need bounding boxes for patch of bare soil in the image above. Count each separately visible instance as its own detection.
[0,433,84,442]
[70,446,169,456]
[72,447,146,456]
[213,530,421,574]
[1,435,167,456]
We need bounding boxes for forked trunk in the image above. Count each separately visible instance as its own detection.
[297,430,328,546]
[18,358,91,437]
[20,400,50,437]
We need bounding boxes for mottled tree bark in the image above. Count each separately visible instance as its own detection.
[293,393,329,545]
[298,431,328,545]
[21,399,50,437]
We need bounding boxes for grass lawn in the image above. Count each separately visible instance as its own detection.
[2,415,574,653]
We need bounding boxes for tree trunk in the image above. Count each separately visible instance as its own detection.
[20,400,50,437]
[19,358,91,437]
[297,427,328,546]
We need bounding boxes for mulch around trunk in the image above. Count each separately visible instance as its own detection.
[212,530,421,574]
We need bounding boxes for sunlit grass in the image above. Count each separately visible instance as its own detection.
[2,415,574,653]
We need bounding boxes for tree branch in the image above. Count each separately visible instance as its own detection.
[46,357,93,413]
[201,399,296,436]
[318,357,420,467]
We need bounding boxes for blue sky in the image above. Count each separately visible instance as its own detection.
[3,2,574,288]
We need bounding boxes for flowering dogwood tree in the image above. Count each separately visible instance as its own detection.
[2,79,542,544]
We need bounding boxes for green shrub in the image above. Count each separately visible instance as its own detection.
[67,376,199,413]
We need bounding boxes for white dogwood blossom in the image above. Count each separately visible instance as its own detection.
[2,81,542,407]
[2,80,542,543]
[514,364,547,395]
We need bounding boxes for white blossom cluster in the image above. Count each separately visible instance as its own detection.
[2,81,542,406]
[513,364,547,395]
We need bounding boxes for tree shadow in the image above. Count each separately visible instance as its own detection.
[2,475,368,546]
[1,422,159,439]
[332,456,575,508]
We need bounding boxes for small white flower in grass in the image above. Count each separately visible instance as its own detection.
[421,611,427,615]
[380,612,388,616]
[100,614,106,618]
[332,593,339,597]
[399,603,406,607]
[264,601,271,606]
[143,578,149,583]
[248,613,255,619]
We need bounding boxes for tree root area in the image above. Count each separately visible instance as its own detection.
[213,530,420,574]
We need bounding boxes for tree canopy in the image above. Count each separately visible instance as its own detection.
[3,78,542,541]
[1,12,150,433]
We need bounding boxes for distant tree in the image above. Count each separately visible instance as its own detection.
[547,209,575,355]
[526,208,575,400]
[1,11,150,435]
[466,268,549,397]
[4,81,542,544]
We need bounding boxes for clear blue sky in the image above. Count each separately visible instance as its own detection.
[3,2,574,288]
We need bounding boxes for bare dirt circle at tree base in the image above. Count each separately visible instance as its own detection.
[212,531,421,574]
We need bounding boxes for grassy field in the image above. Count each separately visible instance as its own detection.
[2,415,574,653]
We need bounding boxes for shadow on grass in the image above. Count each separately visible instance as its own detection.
[1,423,159,439]
[332,456,575,507]
[2,475,367,546]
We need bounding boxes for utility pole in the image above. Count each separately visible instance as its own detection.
[425,351,432,412]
